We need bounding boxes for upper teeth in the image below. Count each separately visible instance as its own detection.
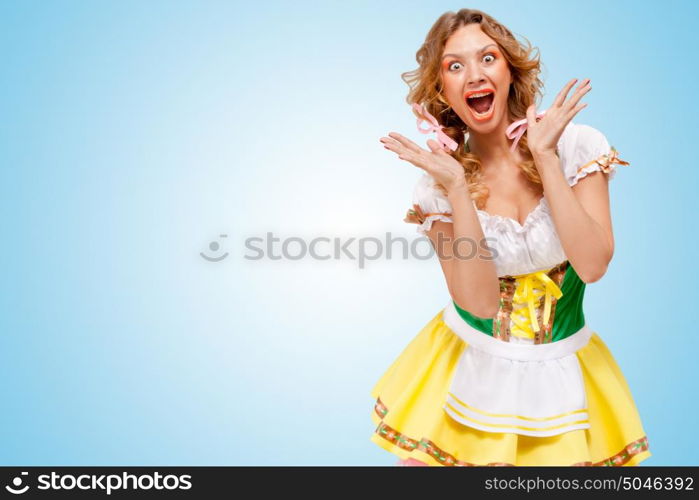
[468,91,492,99]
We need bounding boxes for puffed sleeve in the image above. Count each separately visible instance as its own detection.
[558,123,630,187]
[403,173,453,236]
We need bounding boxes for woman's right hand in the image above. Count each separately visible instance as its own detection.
[380,132,466,194]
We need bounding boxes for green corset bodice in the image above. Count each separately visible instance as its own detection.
[452,260,585,344]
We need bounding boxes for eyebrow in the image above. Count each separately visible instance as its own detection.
[442,43,498,60]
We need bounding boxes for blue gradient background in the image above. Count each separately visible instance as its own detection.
[1,0,696,465]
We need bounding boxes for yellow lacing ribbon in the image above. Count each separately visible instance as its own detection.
[509,269,563,339]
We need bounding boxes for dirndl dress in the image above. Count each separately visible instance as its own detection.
[370,123,651,466]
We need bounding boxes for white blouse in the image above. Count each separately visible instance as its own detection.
[409,122,626,277]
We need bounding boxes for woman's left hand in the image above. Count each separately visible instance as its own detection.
[526,78,591,156]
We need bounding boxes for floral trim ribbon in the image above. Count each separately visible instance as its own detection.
[577,147,630,176]
[373,397,649,467]
[404,203,452,226]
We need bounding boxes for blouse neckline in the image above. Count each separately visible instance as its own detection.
[473,196,547,231]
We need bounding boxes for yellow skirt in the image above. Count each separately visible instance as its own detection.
[370,309,651,466]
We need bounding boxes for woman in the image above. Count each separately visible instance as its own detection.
[372,8,650,466]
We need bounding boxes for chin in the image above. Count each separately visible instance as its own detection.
[465,110,504,135]
[469,120,498,133]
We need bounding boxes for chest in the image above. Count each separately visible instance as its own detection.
[478,170,544,228]
[475,198,567,277]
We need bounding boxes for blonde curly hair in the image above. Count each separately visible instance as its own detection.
[402,8,544,208]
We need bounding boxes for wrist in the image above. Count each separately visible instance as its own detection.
[530,148,558,162]
[447,182,469,200]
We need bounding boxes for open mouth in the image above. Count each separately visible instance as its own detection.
[465,90,495,118]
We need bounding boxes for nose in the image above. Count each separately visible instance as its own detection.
[465,60,487,87]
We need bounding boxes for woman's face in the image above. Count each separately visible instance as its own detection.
[440,23,512,134]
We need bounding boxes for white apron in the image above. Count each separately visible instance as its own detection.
[442,300,593,437]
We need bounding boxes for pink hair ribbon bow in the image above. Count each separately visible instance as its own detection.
[505,108,548,152]
[411,103,458,152]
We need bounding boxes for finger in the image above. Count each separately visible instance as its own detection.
[526,104,536,128]
[426,138,445,154]
[380,136,404,154]
[552,78,578,108]
[381,135,418,157]
[380,135,402,146]
[398,150,428,171]
[564,80,591,110]
[565,102,588,123]
[380,135,402,147]
[388,132,425,154]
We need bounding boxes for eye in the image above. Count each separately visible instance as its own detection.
[483,53,496,63]
[448,61,463,72]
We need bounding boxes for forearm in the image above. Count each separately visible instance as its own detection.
[533,151,613,282]
[445,185,500,317]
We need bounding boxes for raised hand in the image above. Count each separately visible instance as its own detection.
[380,133,466,194]
[526,78,591,156]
